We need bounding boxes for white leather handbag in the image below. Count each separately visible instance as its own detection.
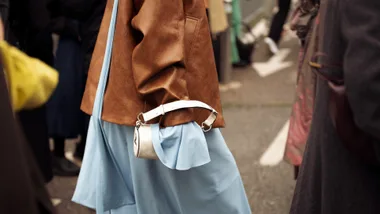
[133,100,218,159]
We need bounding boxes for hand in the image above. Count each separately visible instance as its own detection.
[0,18,4,41]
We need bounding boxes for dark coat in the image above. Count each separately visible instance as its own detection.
[8,0,54,182]
[45,0,105,138]
[49,0,107,73]
[0,64,55,214]
[8,0,52,49]
[48,1,81,41]
[75,0,107,74]
[290,0,380,213]
[46,0,85,138]
[47,36,85,138]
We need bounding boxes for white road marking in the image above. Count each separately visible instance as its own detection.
[259,120,289,166]
[251,19,268,38]
[253,48,293,77]
[219,81,242,92]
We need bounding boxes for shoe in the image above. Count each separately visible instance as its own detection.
[73,141,85,160]
[52,155,80,177]
[264,37,279,55]
[73,150,83,161]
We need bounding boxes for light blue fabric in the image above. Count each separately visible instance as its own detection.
[152,122,211,170]
[74,123,251,213]
[72,0,251,213]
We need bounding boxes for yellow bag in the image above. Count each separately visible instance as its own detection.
[0,41,59,112]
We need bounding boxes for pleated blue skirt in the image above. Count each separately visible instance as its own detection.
[73,119,251,214]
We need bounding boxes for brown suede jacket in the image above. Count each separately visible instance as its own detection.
[81,0,224,127]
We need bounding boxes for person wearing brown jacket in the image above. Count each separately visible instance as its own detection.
[81,0,225,127]
[73,0,251,213]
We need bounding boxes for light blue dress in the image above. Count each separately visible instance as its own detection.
[72,0,251,213]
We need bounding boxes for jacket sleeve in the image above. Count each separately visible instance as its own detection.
[341,0,380,140]
[131,0,193,126]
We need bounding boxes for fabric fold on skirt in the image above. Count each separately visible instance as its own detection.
[152,122,211,170]
[73,120,251,213]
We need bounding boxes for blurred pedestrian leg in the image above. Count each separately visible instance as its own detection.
[265,0,291,55]
[47,35,84,176]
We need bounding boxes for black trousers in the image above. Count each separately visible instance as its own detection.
[268,0,291,44]
[211,34,222,81]
[207,10,222,82]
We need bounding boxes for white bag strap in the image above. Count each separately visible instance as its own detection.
[91,0,120,212]
[137,100,218,132]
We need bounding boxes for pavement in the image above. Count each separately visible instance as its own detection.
[220,31,299,213]
[47,29,300,214]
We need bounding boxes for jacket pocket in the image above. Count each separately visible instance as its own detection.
[185,16,200,57]
[328,82,379,166]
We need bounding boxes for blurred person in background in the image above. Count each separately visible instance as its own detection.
[264,0,292,55]
[6,0,107,178]
[8,0,54,183]
[47,0,107,165]
[284,0,319,178]
[0,10,55,213]
[69,0,107,160]
[0,49,55,214]
[207,0,229,81]
[46,1,84,176]
[291,0,380,213]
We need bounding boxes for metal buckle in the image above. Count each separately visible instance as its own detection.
[201,122,212,132]
[136,112,146,127]
[309,61,322,68]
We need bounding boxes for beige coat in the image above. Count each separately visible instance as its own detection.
[208,0,228,34]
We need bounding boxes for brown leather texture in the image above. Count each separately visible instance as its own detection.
[81,0,225,127]
[204,0,208,8]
